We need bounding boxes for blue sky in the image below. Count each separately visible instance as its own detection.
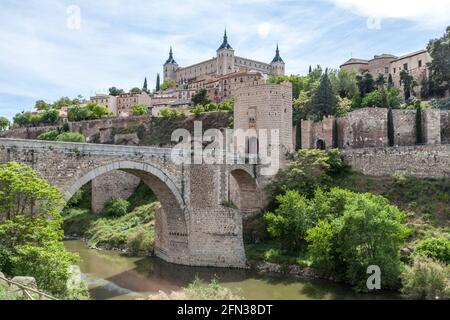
[1,0,449,120]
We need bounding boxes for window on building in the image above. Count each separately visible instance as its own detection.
[385,67,389,74]
[418,60,422,68]
[403,63,408,70]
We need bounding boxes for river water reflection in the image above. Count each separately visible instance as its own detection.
[65,240,401,300]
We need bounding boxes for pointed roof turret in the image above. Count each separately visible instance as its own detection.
[165,46,177,65]
[218,29,233,51]
[271,44,284,63]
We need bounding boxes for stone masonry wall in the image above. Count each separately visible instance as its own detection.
[392,109,416,146]
[336,108,388,149]
[91,170,141,213]
[441,110,450,144]
[341,145,450,178]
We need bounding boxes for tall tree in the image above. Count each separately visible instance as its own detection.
[142,77,148,93]
[387,108,395,147]
[156,73,161,92]
[387,74,394,89]
[400,70,416,100]
[427,26,450,97]
[356,73,375,97]
[310,72,336,120]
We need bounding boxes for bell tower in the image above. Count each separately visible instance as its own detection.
[270,44,285,76]
[216,29,235,76]
[163,47,178,82]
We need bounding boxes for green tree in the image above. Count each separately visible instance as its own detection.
[387,74,394,89]
[68,105,92,122]
[0,117,10,131]
[35,100,51,111]
[0,162,65,221]
[191,89,210,106]
[336,96,352,117]
[400,70,417,100]
[387,108,395,147]
[132,104,148,116]
[356,73,375,97]
[142,77,148,93]
[109,87,125,96]
[427,26,450,97]
[13,111,33,126]
[361,90,384,108]
[310,73,336,120]
[329,69,359,99]
[264,191,316,252]
[53,97,75,109]
[375,74,386,88]
[38,130,60,141]
[293,91,312,124]
[160,79,176,91]
[56,132,85,143]
[86,102,111,119]
[156,73,161,92]
[307,190,409,290]
[387,87,402,109]
[0,163,89,299]
[39,109,60,124]
[267,149,347,200]
[130,87,142,94]
[416,102,423,144]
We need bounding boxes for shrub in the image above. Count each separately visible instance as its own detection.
[416,237,450,264]
[38,130,60,141]
[104,197,129,217]
[56,132,85,143]
[132,104,148,116]
[126,229,155,256]
[264,191,316,252]
[0,116,10,131]
[184,278,242,300]
[306,190,409,291]
[401,255,449,299]
[267,149,348,200]
[361,89,384,108]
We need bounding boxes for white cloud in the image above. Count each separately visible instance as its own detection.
[257,22,271,38]
[328,0,450,28]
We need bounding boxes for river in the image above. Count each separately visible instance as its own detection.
[65,240,401,300]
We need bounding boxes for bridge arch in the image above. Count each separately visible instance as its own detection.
[62,160,189,264]
[229,167,263,217]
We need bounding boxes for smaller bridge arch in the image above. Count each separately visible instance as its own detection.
[229,167,263,218]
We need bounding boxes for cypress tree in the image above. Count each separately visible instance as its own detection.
[156,73,161,92]
[310,73,336,121]
[416,104,423,144]
[387,108,395,147]
[142,77,148,92]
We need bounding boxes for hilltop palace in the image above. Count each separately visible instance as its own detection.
[89,30,285,117]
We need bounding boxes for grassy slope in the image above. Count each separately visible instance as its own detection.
[63,183,159,256]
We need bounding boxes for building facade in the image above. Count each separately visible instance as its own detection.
[341,49,431,99]
[163,30,285,85]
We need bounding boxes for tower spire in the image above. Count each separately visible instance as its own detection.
[218,28,233,51]
[165,46,177,65]
[271,43,284,63]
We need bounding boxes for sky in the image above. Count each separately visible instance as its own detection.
[1,0,450,120]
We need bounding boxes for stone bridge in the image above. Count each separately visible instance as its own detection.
[0,139,268,268]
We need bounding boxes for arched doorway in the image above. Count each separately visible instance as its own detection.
[316,139,326,150]
[62,161,189,265]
